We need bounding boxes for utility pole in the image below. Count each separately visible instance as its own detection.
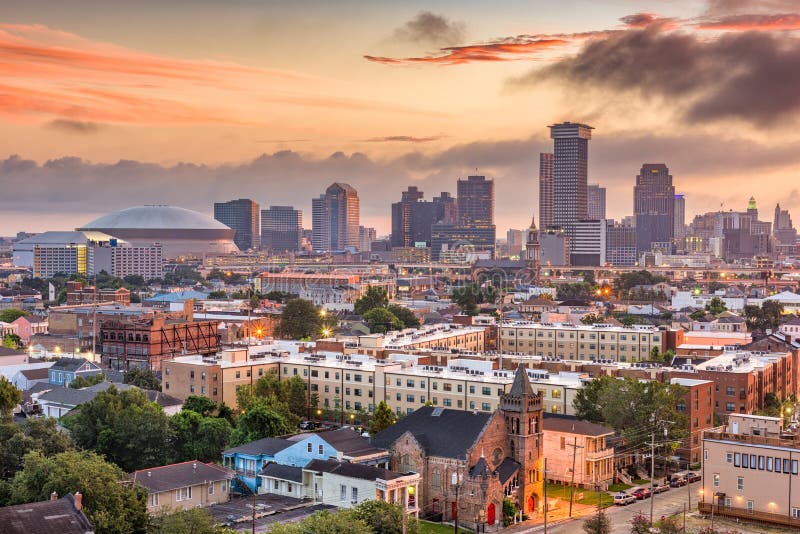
[543,458,548,534]
[567,437,584,518]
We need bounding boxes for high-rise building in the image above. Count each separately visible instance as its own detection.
[538,153,554,229]
[674,194,686,239]
[432,192,458,226]
[359,226,376,252]
[261,206,302,252]
[633,164,675,253]
[605,222,637,267]
[587,184,606,220]
[213,199,260,251]
[507,229,525,257]
[311,195,328,252]
[311,184,360,252]
[457,175,494,226]
[391,186,436,248]
[539,228,570,267]
[774,203,797,249]
[549,122,593,231]
[570,219,606,266]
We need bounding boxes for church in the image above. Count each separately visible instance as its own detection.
[371,365,543,531]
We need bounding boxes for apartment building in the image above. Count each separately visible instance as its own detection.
[500,322,665,362]
[253,272,395,310]
[360,324,489,354]
[671,377,715,464]
[701,414,800,528]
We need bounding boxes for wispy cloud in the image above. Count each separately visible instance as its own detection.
[697,13,800,31]
[363,135,444,143]
[46,119,103,133]
[364,38,568,65]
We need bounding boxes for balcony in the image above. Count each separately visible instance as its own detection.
[698,502,800,528]
[703,431,800,449]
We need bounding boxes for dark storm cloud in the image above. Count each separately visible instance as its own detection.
[514,25,800,127]
[392,11,465,46]
[46,119,103,134]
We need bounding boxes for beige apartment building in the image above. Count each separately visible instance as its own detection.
[701,414,800,528]
[542,415,615,489]
[163,343,587,417]
[131,461,233,514]
[500,322,664,362]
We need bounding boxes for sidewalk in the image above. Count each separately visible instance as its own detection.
[504,501,600,534]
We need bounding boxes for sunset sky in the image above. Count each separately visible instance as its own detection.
[2,0,800,235]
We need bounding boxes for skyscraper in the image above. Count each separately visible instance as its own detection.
[674,194,686,239]
[549,122,593,231]
[587,184,606,220]
[213,199,260,251]
[261,206,302,252]
[457,175,494,225]
[391,186,429,247]
[538,153,554,229]
[359,226,376,252]
[432,192,458,225]
[633,164,675,253]
[311,183,360,252]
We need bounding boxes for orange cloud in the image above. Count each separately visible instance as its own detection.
[697,13,800,31]
[365,39,568,65]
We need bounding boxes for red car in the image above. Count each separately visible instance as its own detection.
[631,487,652,500]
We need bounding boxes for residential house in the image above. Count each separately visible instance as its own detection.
[541,413,615,489]
[259,463,306,498]
[48,357,102,387]
[10,315,48,344]
[132,461,234,513]
[36,382,183,418]
[11,367,50,390]
[0,492,93,534]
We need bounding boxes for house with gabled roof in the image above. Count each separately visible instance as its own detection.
[131,460,233,513]
[371,365,543,532]
[48,357,101,387]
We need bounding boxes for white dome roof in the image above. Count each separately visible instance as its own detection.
[81,205,230,230]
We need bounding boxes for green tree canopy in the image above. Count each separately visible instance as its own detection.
[705,296,727,315]
[369,401,397,436]
[386,305,421,329]
[233,401,292,445]
[744,300,784,333]
[150,507,233,534]
[123,368,161,391]
[0,376,21,421]
[353,286,389,315]
[0,418,73,480]
[363,307,403,334]
[0,309,30,323]
[268,510,372,534]
[66,386,174,472]
[69,373,105,389]
[276,298,323,339]
[182,395,219,417]
[170,410,233,463]
[6,450,148,534]
[351,500,418,534]
[451,283,497,316]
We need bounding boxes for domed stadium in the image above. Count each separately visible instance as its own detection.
[78,205,238,259]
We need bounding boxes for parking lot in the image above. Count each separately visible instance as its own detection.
[207,493,335,533]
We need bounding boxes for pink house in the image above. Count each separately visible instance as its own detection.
[11,316,48,344]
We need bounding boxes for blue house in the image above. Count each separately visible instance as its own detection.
[222,429,387,493]
[48,358,102,387]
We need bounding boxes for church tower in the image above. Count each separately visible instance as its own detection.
[500,364,543,515]
[524,216,540,284]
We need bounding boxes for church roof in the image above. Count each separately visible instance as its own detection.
[507,364,535,397]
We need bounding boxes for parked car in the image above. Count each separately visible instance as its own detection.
[631,487,652,500]
[613,493,636,506]
[687,472,702,483]
[299,420,316,430]
[652,482,670,494]
[669,474,688,487]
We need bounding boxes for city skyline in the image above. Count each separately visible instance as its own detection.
[3,0,800,234]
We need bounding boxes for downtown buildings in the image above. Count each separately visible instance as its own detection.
[312,183,360,252]
[431,175,497,260]
[634,164,675,253]
[214,198,260,251]
[261,206,302,252]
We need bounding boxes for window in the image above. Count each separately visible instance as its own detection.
[469,385,475,394]
[747,500,754,513]
[235,371,240,379]
[737,476,744,491]
[457,384,463,393]
[274,480,280,489]
[792,508,800,519]
[351,487,358,502]
[176,486,192,501]
[406,395,415,403]
[742,454,748,468]
[726,452,733,464]
[319,444,324,455]
[713,473,719,487]
[190,370,195,379]
[482,403,491,411]
[443,383,452,392]
[149,493,159,507]
[482,387,491,396]
[208,483,214,495]
[340,485,347,501]
[552,390,562,399]
[776,457,783,473]
[432,382,438,390]
[758,456,765,470]
[767,457,773,471]
[794,460,799,475]
[307,443,312,453]
[785,459,791,473]
[443,399,452,407]
[560,437,566,450]
[750,454,756,469]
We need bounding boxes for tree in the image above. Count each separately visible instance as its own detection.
[207,290,228,299]
[170,410,233,462]
[451,283,497,316]
[744,301,784,333]
[0,418,73,479]
[268,510,372,534]
[66,386,174,472]
[351,500,418,534]
[629,513,651,534]
[707,281,725,293]
[354,286,389,315]
[581,313,603,325]
[7,450,148,534]
[276,299,322,339]
[2,334,22,349]
[233,402,292,445]
[182,395,219,417]
[369,401,396,435]
[363,308,403,334]
[689,309,707,321]
[387,304,421,329]
[150,507,232,534]
[705,296,727,315]
[123,368,161,391]
[582,509,610,534]
[69,373,105,389]
[0,376,21,421]
[0,309,29,323]
[281,375,309,419]
[253,372,282,399]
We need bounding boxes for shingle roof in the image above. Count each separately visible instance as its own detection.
[20,368,49,380]
[261,463,303,483]
[50,358,93,373]
[370,406,492,460]
[542,413,614,437]
[469,457,491,478]
[132,461,233,493]
[0,493,93,534]
[304,459,405,481]
[38,381,135,407]
[312,428,384,458]
[223,437,293,457]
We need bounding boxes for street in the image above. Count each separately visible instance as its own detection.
[508,482,702,534]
